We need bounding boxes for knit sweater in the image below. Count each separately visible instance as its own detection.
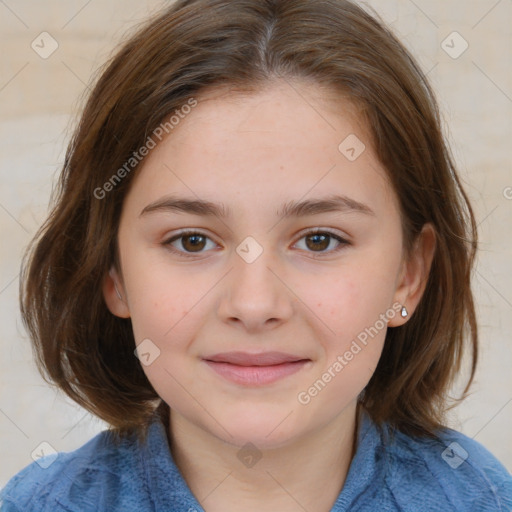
[1,409,511,511]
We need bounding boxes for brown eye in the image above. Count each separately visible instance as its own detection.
[180,234,207,252]
[305,233,330,251]
[163,231,217,257]
[294,230,349,255]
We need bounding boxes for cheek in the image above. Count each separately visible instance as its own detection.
[121,256,192,343]
[307,277,390,403]
[313,269,395,338]
[302,264,396,399]
[130,289,192,345]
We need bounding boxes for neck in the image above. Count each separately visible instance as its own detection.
[168,402,361,512]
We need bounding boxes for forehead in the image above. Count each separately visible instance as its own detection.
[123,79,398,221]
[172,80,368,152]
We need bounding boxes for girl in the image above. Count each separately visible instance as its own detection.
[2,0,511,510]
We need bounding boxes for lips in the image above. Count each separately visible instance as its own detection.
[203,351,312,386]
[203,351,309,366]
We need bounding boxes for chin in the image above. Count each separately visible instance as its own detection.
[209,408,304,450]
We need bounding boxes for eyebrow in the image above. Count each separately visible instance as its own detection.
[139,193,375,219]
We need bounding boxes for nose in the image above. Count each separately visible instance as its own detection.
[217,244,294,333]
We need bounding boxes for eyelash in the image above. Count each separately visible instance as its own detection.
[162,228,350,259]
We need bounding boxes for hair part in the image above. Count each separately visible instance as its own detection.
[20,0,478,440]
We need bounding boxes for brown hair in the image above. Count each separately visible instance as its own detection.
[20,0,478,439]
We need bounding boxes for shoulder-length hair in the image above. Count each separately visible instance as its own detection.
[20,0,478,439]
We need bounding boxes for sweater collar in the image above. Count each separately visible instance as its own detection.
[142,408,386,511]
[330,409,388,511]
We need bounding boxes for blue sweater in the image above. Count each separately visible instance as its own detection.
[1,410,511,511]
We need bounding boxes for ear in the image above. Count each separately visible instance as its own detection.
[102,266,131,318]
[388,223,436,327]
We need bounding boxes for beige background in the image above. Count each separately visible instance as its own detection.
[1,0,511,487]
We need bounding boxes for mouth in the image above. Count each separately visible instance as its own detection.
[202,351,312,386]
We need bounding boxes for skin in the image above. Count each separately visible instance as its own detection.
[103,79,436,512]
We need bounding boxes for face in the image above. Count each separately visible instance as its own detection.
[104,79,433,449]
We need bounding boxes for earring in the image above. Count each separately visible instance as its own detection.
[400,305,408,318]
[114,282,123,301]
